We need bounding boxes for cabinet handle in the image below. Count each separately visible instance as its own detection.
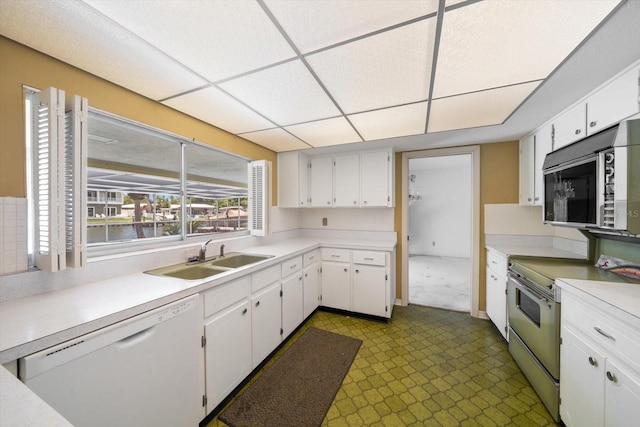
[363,201,367,205]
[331,255,340,258]
[606,371,617,383]
[590,121,597,128]
[534,197,539,201]
[299,276,302,281]
[594,326,615,341]
[309,256,314,260]
[355,269,359,273]
[588,356,597,366]
[290,264,297,269]
[575,129,582,135]
[305,273,308,277]
[255,301,260,307]
[353,201,357,205]
[527,197,532,202]
[327,201,331,205]
[242,308,248,315]
[344,268,348,272]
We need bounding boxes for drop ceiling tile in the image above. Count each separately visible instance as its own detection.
[163,86,274,135]
[433,0,621,98]
[428,81,541,133]
[239,128,310,153]
[219,60,341,126]
[306,19,436,114]
[0,0,207,101]
[348,102,428,141]
[265,0,438,54]
[284,117,362,148]
[82,0,296,82]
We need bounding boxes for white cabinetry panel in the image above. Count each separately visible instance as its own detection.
[333,154,360,207]
[361,151,392,207]
[310,156,333,207]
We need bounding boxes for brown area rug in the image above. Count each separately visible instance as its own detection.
[219,327,362,427]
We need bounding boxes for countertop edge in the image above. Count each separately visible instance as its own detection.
[556,278,640,322]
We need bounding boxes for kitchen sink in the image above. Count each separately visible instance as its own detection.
[144,252,273,280]
[208,253,273,268]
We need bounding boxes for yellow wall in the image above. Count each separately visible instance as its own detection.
[0,36,277,200]
[393,141,520,311]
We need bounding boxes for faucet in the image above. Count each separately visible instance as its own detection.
[199,239,213,262]
[219,244,225,258]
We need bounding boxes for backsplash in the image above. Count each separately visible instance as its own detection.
[0,197,28,276]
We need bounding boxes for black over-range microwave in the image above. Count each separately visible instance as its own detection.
[542,119,640,235]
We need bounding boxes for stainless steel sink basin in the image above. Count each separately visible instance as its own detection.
[209,253,273,268]
[144,252,273,280]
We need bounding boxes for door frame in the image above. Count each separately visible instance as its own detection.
[401,146,480,317]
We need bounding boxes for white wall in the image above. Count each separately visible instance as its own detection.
[408,156,471,258]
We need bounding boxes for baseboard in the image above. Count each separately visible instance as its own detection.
[478,310,489,320]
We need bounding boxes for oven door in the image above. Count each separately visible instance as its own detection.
[507,275,560,379]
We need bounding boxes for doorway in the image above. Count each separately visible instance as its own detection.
[401,146,480,317]
[408,155,471,312]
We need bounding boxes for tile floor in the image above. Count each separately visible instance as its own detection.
[207,306,557,427]
[409,255,471,312]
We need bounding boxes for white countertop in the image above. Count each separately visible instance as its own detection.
[0,236,395,426]
[556,278,640,320]
[485,244,586,260]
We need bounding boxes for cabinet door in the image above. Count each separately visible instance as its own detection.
[277,152,302,208]
[560,326,605,427]
[352,264,387,317]
[204,300,252,410]
[310,157,333,207]
[281,272,303,339]
[604,359,640,427]
[587,65,640,136]
[334,154,360,207]
[553,103,586,150]
[303,263,320,319]
[361,151,391,207]
[486,267,507,340]
[321,262,351,311]
[534,123,552,206]
[251,282,282,368]
[519,135,535,206]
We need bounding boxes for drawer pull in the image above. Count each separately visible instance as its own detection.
[594,326,615,341]
[290,264,297,269]
[331,255,340,258]
[308,256,314,260]
[344,268,348,272]
[588,356,597,366]
[606,371,617,383]
[255,301,260,307]
[242,308,248,315]
[364,257,374,261]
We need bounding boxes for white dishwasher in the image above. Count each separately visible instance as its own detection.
[19,294,204,427]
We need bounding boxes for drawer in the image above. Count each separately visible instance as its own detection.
[352,251,386,266]
[303,250,320,266]
[562,291,640,371]
[204,276,251,318]
[322,248,351,262]
[281,255,303,277]
[251,264,281,293]
[486,249,508,279]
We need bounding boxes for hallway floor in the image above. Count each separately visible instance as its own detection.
[409,255,471,312]
[207,306,556,427]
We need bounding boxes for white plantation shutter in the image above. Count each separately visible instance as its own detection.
[248,160,271,236]
[64,95,88,267]
[32,88,66,272]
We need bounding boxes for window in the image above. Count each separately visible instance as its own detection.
[26,87,268,271]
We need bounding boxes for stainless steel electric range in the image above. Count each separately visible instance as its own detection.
[506,256,637,422]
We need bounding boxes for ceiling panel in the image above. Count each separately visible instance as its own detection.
[433,0,621,98]
[219,60,341,126]
[163,86,275,135]
[306,19,436,114]
[239,128,310,152]
[0,0,207,101]
[348,102,428,141]
[284,117,362,148]
[428,81,541,133]
[83,0,295,83]
[264,0,438,54]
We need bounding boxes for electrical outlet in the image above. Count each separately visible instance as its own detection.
[322,217,328,226]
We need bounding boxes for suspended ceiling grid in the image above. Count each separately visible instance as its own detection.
[0,0,627,152]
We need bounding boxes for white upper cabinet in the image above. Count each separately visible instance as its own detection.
[519,122,552,207]
[586,64,640,135]
[277,151,309,207]
[551,61,640,151]
[519,134,535,205]
[309,156,334,207]
[361,151,394,207]
[333,154,360,207]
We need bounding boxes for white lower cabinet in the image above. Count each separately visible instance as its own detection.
[250,282,282,369]
[204,300,251,411]
[559,285,640,427]
[281,256,303,340]
[321,248,393,318]
[303,250,320,319]
[485,249,508,341]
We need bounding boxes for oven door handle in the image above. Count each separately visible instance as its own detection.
[510,277,552,306]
